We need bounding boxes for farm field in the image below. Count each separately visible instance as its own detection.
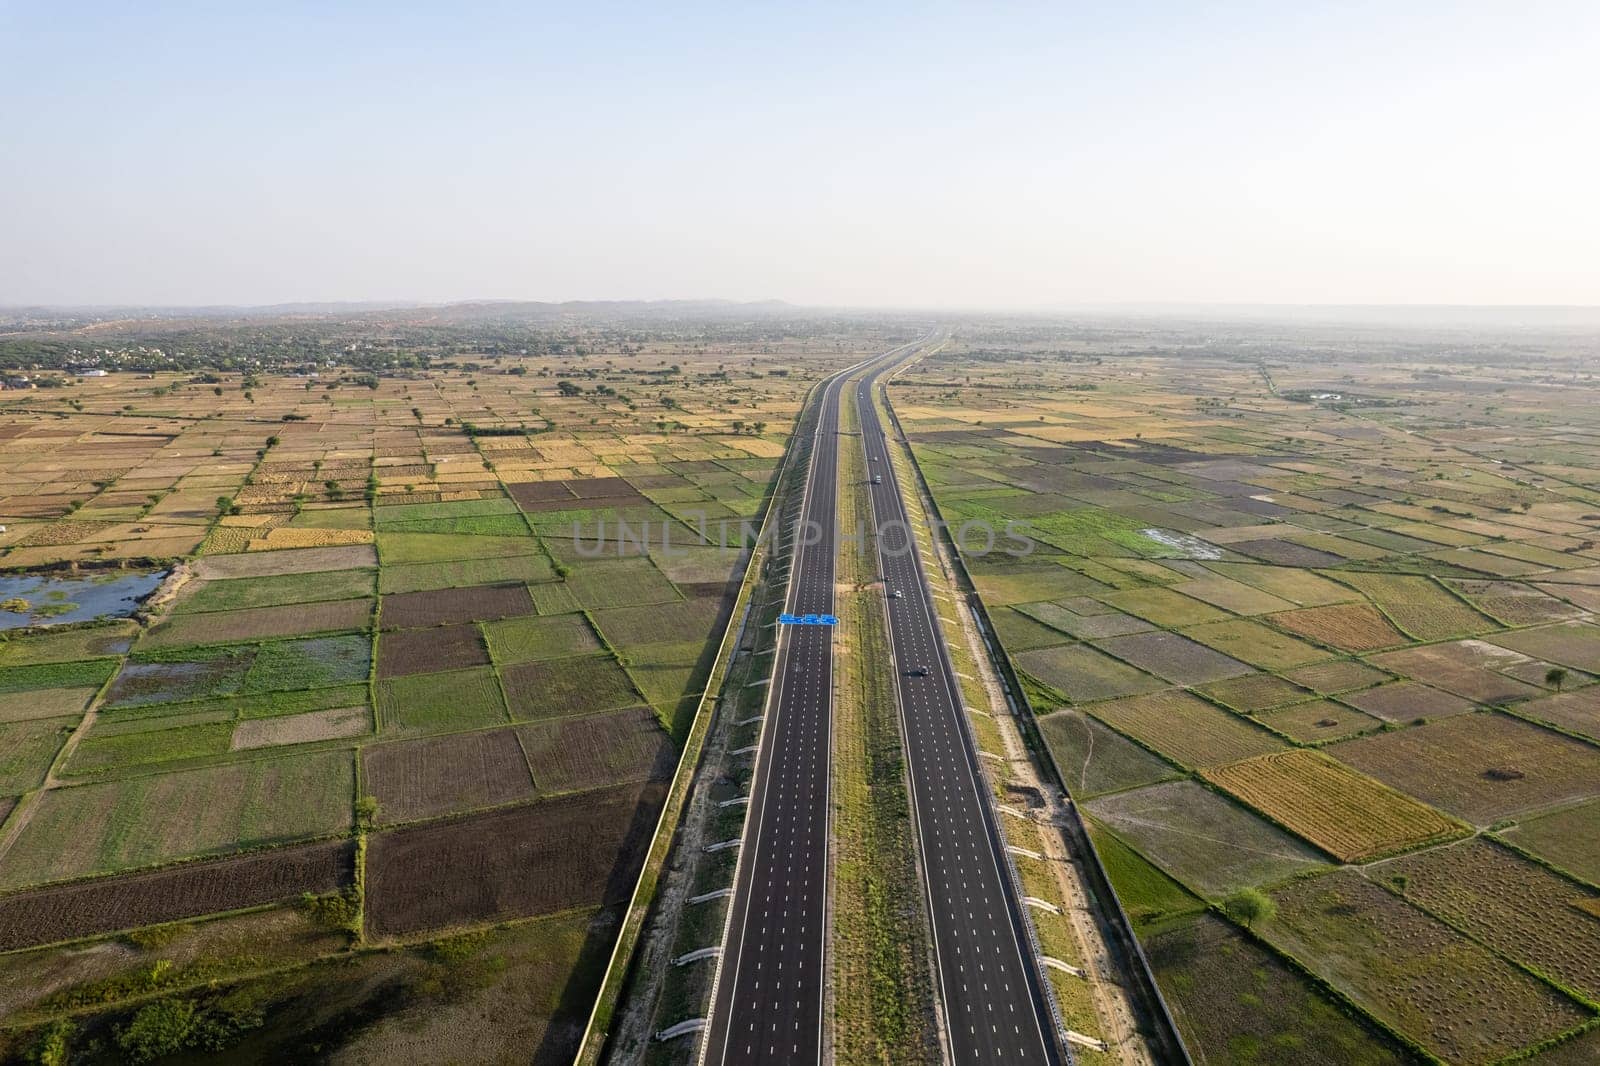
[1201,749,1465,862]
[1264,869,1589,1063]
[0,311,867,1061]
[1144,913,1413,1066]
[899,329,1600,1062]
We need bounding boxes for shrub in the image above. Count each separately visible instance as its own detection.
[117,998,198,1063]
[24,1020,73,1066]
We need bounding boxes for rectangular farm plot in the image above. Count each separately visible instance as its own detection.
[1085,780,1325,897]
[378,553,552,594]
[1382,838,1600,1001]
[564,556,681,609]
[0,750,354,890]
[68,719,234,775]
[1204,563,1359,607]
[243,634,371,692]
[1268,603,1407,653]
[1258,699,1385,743]
[1340,681,1477,723]
[1368,642,1541,705]
[1203,750,1465,861]
[530,581,582,615]
[1196,673,1315,713]
[1514,688,1600,742]
[1180,618,1333,670]
[1487,621,1600,674]
[501,654,643,721]
[231,705,369,750]
[375,531,534,565]
[1499,799,1600,885]
[970,564,1109,606]
[591,593,729,649]
[1169,575,1297,616]
[1332,712,1600,824]
[483,614,601,665]
[0,621,136,665]
[1334,572,1497,641]
[0,839,354,952]
[173,568,374,613]
[104,649,254,708]
[1015,601,1154,640]
[1038,709,1180,799]
[1100,587,1231,627]
[1087,690,1287,769]
[1283,659,1390,695]
[986,607,1071,652]
[517,706,677,793]
[0,717,76,792]
[1013,644,1166,704]
[376,666,508,736]
[139,598,372,648]
[377,623,489,678]
[363,727,536,825]
[1145,913,1412,1066]
[364,781,664,938]
[1265,869,1588,1064]
[1092,631,1252,685]
[380,583,533,629]
[1450,580,1585,627]
[0,686,96,723]
[192,543,375,579]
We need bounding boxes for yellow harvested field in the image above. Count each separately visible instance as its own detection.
[724,436,787,458]
[1203,749,1465,862]
[246,527,375,550]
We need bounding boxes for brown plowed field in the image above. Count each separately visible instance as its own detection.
[363,727,537,825]
[517,706,676,792]
[380,583,533,628]
[364,782,664,938]
[0,840,353,951]
[377,623,490,678]
[140,598,372,648]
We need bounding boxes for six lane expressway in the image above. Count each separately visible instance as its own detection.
[702,337,1063,1065]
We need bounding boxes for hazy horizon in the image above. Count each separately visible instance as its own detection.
[4,2,1597,308]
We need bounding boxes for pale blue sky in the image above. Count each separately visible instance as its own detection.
[2,1,1596,307]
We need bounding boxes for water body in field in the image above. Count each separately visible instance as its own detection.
[1140,528,1224,560]
[0,570,166,630]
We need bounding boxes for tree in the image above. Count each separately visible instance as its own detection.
[731,419,745,434]
[752,420,768,435]
[1546,667,1569,692]
[1223,888,1276,929]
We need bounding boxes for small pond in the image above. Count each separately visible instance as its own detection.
[0,570,167,630]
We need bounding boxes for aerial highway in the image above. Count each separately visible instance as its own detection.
[702,341,919,1065]
[857,351,1065,1064]
[702,334,1058,1065]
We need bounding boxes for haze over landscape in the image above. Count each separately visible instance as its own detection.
[4,1,1598,310]
[5,6,1600,1066]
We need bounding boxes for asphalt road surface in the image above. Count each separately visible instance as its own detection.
[857,356,1064,1065]
[703,337,1057,1065]
[703,348,892,1065]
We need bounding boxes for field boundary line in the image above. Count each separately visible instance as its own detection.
[574,350,878,1066]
